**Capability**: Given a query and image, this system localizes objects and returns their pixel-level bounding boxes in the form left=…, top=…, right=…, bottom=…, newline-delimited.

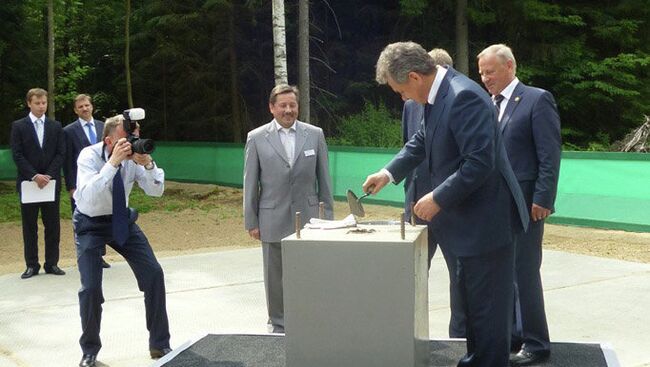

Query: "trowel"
left=346, top=188, right=371, bottom=217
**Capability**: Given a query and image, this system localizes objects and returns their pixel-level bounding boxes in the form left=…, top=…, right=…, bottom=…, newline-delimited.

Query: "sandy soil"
left=0, top=182, right=648, bottom=275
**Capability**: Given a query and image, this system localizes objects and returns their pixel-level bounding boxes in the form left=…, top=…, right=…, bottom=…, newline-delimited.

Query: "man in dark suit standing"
left=10, top=88, right=66, bottom=279
left=478, top=44, right=562, bottom=366
left=364, top=42, right=529, bottom=367
left=64, top=94, right=110, bottom=268
left=402, top=48, right=465, bottom=338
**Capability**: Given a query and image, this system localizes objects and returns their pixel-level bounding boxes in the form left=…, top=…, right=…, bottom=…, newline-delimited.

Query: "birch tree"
left=297, top=0, right=310, bottom=123
left=125, top=0, right=134, bottom=108
left=47, top=0, right=55, bottom=118
left=271, top=0, right=288, bottom=85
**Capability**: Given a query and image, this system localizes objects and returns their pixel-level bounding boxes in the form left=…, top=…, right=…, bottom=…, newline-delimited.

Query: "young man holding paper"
left=10, top=88, right=66, bottom=279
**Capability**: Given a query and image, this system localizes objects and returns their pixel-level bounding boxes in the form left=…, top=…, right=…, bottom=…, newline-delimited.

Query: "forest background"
left=0, top=0, right=648, bottom=151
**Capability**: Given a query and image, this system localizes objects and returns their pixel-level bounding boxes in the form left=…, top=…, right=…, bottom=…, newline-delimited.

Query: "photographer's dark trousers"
left=70, top=197, right=107, bottom=257
left=73, top=209, right=170, bottom=355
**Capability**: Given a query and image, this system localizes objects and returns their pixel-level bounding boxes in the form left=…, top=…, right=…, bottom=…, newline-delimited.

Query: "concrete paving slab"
left=0, top=248, right=648, bottom=367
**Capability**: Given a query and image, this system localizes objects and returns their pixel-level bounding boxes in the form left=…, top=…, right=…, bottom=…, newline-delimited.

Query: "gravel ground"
left=0, top=182, right=648, bottom=275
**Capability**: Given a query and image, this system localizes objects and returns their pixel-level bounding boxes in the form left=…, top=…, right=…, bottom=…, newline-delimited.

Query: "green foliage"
left=0, top=182, right=202, bottom=223
left=399, top=0, right=429, bottom=17
left=327, top=101, right=402, bottom=148
left=0, top=0, right=649, bottom=151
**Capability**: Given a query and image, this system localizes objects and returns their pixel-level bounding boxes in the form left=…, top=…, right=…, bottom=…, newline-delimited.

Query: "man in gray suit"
left=243, top=84, right=334, bottom=333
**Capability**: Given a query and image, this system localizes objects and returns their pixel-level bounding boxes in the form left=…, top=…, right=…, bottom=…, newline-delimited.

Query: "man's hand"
left=413, top=192, right=441, bottom=222
left=248, top=228, right=260, bottom=240
left=362, top=171, right=390, bottom=195
left=68, top=188, right=76, bottom=197
left=531, top=203, right=551, bottom=222
left=108, top=138, right=132, bottom=167
left=33, top=174, right=51, bottom=189
left=132, top=153, right=152, bottom=166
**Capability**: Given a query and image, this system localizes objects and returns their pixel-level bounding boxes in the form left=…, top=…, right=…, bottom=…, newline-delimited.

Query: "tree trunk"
left=162, top=56, right=168, bottom=140
left=125, top=0, right=134, bottom=108
left=47, top=0, right=55, bottom=118
left=298, top=0, right=311, bottom=123
left=271, top=0, right=288, bottom=85
left=455, top=0, right=469, bottom=74
left=229, top=3, right=242, bottom=142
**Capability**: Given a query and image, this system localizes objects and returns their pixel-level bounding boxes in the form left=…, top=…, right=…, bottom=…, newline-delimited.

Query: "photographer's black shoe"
left=150, top=347, right=172, bottom=359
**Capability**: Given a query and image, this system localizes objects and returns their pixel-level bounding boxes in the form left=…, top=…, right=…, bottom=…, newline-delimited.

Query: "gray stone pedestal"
left=282, top=224, right=429, bottom=367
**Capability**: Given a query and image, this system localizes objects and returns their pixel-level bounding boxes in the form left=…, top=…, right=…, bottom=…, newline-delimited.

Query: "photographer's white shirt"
left=74, top=142, right=164, bottom=217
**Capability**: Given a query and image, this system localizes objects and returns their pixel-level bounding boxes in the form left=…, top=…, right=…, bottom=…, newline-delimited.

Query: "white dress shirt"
left=494, top=77, right=519, bottom=122
left=382, top=66, right=448, bottom=183
left=29, top=112, right=44, bottom=147
left=274, top=119, right=297, bottom=166
left=73, top=142, right=164, bottom=217
left=79, top=118, right=97, bottom=143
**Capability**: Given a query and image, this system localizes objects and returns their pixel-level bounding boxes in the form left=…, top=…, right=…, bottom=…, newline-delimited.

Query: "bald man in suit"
left=478, top=44, right=561, bottom=366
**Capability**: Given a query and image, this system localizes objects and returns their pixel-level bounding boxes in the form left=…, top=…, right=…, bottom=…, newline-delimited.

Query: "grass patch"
left=0, top=181, right=242, bottom=223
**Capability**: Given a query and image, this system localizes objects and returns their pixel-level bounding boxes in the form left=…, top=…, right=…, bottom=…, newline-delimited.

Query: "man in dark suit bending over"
left=401, top=48, right=465, bottom=338
left=363, top=41, right=529, bottom=367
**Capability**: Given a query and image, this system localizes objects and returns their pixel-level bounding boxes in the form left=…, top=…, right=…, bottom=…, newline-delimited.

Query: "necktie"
left=86, top=123, right=97, bottom=144
left=281, top=129, right=294, bottom=165
left=494, top=94, right=505, bottom=117
left=35, top=119, right=44, bottom=147
left=112, top=166, right=129, bottom=246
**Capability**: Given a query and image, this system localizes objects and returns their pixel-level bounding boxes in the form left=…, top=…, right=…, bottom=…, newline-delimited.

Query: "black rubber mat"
left=162, top=334, right=611, bottom=367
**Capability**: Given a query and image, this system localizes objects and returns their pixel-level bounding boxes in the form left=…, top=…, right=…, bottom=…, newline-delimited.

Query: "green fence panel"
left=328, top=146, right=403, bottom=206
left=0, top=147, right=16, bottom=180
left=154, top=142, right=245, bottom=187
left=1, top=144, right=648, bottom=232
left=548, top=152, right=650, bottom=232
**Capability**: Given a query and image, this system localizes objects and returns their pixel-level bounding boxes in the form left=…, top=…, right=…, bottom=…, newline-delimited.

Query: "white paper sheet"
left=304, top=214, right=357, bottom=229
left=20, top=180, right=56, bottom=204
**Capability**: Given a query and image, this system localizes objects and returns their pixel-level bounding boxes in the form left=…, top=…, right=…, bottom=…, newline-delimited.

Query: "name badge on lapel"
left=304, top=149, right=315, bottom=157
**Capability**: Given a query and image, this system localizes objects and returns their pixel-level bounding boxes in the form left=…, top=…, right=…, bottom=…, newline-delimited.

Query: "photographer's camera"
left=123, top=108, right=155, bottom=154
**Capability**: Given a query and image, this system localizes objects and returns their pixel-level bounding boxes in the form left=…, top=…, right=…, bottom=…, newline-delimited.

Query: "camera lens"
left=131, top=138, right=155, bottom=154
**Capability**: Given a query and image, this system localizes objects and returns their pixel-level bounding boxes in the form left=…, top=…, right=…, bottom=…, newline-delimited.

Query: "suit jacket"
left=499, top=82, right=561, bottom=210
left=386, top=67, right=528, bottom=257
left=244, top=120, right=334, bottom=243
left=63, top=119, right=105, bottom=191
left=10, top=115, right=65, bottom=194
left=401, top=99, right=430, bottom=223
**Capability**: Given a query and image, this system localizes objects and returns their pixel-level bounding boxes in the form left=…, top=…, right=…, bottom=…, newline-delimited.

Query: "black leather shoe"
left=20, top=267, right=39, bottom=279
left=45, top=265, right=66, bottom=275
left=79, top=354, right=97, bottom=367
left=101, top=259, right=111, bottom=268
left=510, top=349, right=550, bottom=366
left=150, top=347, right=172, bottom=359
left=457, top=353, right=475, bottom=367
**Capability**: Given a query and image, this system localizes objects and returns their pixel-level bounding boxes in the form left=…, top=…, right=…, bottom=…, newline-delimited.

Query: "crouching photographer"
left=72, top=111, right=171, bottom=367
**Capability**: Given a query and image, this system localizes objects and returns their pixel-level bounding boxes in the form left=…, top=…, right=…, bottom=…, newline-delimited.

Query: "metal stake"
left=319, top=202, right=325, bottom=219
left=400, top=212, right=405, bottom=240
left=295, top=211, right=301, bottom=239
left=410, top=202, right=416, bottom=226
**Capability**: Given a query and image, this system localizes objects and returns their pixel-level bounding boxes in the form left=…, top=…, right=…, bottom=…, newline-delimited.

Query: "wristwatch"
left=144, top=160, right=155, bottom=170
